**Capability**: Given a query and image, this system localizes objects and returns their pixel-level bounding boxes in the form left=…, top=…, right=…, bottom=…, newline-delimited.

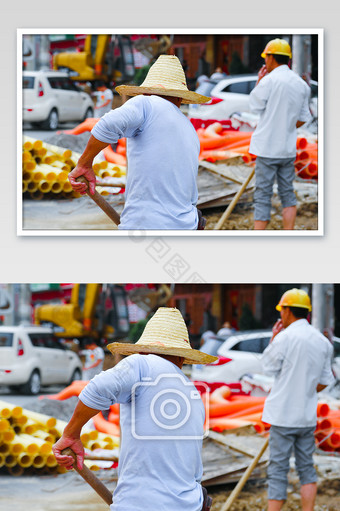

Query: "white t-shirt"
left=80, top=346, right=105, bottom=380
left=79, top=354, right=204, bottom=511
left=249, top=65, right=312, bottom=158
left=91, top=95, right=200, bottom=229
left=261, top=319, right=335, bottom=427
left=95, top=89, right=114, bottom=117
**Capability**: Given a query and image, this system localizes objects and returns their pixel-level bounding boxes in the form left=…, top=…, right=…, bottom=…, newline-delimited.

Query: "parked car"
left=188, top=74, right=318, bottom=122
left=22, top=70, right=94, bottom=130
left=0, top=325, right=82, bottom=394
left=191, top=330, right=273, bottom=383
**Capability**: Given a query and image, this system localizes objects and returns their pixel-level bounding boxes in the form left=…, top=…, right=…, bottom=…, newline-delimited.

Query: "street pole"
left=292, top=34, right=312, bottom=84
left=312, top=284, right=334, bottom=338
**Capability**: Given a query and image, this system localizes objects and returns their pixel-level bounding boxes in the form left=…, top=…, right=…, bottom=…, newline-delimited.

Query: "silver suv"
left=0, top=325, right=82, bottom=394
left=22, top=70, right=94, bottom=130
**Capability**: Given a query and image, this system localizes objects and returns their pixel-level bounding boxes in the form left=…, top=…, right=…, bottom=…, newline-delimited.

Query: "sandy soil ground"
left=204, top=202, right=318, bottom=231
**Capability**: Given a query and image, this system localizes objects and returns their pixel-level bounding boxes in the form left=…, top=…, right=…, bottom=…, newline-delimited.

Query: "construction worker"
left=68, top=55, right=210, bottom=230
left=53, top=307, right=216, bottom=510
left=93, top=81, right=114, bottom=117
left=249, top=39, right=313, bottom=230
left=261, top=289, right=335, bottom=511
left=79, top=341, right=105, bottom=380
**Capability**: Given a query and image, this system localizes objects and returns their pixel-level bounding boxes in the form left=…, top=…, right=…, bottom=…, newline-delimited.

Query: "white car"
left=191, top=330, right=273, bottom=383
left=22, top=70, right=94, bottom=130
left=188, top=74, right=258, bottom=121
left=0, top=325, right=82, bottom=394
left=188, top=74, right=318, bottom=122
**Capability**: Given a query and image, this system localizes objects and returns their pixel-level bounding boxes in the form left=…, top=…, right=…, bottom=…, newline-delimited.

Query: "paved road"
left=0, top=385, right=65, bottom=407
left=23, top=121, right=77, bottom=143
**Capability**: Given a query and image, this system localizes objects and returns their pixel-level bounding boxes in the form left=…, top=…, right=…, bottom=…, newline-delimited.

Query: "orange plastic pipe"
left=92, top=412, right=120, bottom=436
left=199, top=132, right=254, bottom=151
left=229, top=396, right=266, bottom=403
left=103, top=146, right=127, bottom=166
left=108, top=412, right=120, bottom=425
left=297, top=149, right=318, bottom=162
left=227, top=404, right=264, bottom=419
left=61, top=118, right=100, bottom=135
left=209, top=400, right=266, bottom=418
left=42, top=380, right=88, bottom=400
left=209, top=386, right=231, bottom=403
left=296, top=137, right=308, bottom=150
left=317, top=402, right=330, bottom=417
left=209, top=417, right=254, bottom=431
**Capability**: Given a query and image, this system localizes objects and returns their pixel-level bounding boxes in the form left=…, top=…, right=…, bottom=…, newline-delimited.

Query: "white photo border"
left=17, top=28, right=324, bottom=237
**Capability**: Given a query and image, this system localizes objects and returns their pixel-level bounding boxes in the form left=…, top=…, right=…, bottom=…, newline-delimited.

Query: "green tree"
left=229, top=52, right=250, bottom=75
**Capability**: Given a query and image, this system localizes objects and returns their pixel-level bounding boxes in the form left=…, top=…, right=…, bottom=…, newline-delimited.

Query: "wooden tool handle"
left=220, top=436, right=269, bottom=511
left=214, top=167, right=255, bottom=230
left=62, top=448, right=113, bottom=506
left=77, top=176, right=121, bottom=226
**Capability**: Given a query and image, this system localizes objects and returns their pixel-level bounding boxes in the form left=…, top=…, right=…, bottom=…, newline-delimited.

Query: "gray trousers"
left=254, top=156, right=297, bottom=221
left=267, top=425, right=317, bottom=501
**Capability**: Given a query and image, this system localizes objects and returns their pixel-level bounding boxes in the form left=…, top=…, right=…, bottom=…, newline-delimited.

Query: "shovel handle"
left=77, top=176, right=121, bottom=226
left=62, top=448, right=113, bottom=506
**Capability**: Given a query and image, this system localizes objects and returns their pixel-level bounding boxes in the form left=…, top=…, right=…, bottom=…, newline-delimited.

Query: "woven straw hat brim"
left=115, top=84, right=210, bottom=105
left=107, top=341, right=218, bottom=365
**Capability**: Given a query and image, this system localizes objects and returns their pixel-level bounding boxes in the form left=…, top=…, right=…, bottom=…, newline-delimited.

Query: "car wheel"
left=41, top=109, right=59, bottom=130
left=21, top=370, right=41, bottom=395
left=68, top=368, right=82, bottom=385
left=82, top=107, right=94, bottom=122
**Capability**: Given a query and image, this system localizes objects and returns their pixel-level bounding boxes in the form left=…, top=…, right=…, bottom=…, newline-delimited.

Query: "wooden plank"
left=199, top=161, right=244, bottom=185
left=208, top=431, right=269, bottom=460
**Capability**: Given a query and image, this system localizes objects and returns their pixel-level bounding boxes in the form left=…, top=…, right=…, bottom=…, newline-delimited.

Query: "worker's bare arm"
left=316, top=383, right=328, bottom=393
left=296, top=120, right=305, bottom=128
left=52, top=399, right=100, bottom=470
left=68, top=135, right=109, bottom=195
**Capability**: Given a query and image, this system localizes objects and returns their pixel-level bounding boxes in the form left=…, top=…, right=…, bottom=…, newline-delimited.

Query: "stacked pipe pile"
left=0, top=399, right=119, bottom=476
left=198, top=385, right=340, bottom=452
left=196, top=122, right=317, bottom=181
left=22, top=136, right=126, bottom=200
left=295, top=140, right=318, bottom=180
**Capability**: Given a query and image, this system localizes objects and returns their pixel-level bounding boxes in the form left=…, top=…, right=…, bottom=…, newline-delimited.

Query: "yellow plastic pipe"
left=38, top=180, right=53, bottom=193
left=0, top=418, right=10, bottom=432
left=23, top=136, right=43, bottom=151
left=22, top=409, right=57, bottom=428
left=23, top=160, right=36, bottom=172
left=32, top=429, right=55, bottom=443
left=42, top=142, right=72, bottom=160
left=32, top=454, right=46, bottom=468
left=16, top=452, right=33, bottom=468
left=3, top=430, right=15, bottom=443
left=50, top=181, right=63, bottom=194
left=5, top=454, right=17, bottom=467
left=0, top=453, right=5, bottom=468
left=22, top=419, right=39, bottom=435
left=45, top=453, right=58, bottom=467
left=0, top=401, right=23, bottom=419
left=30, top=191, right=44, bottom=200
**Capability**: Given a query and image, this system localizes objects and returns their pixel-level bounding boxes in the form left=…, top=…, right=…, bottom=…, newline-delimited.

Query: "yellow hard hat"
left=261, top=38, right=292, bottom=59
left=276, top=288, right=312, bottom=312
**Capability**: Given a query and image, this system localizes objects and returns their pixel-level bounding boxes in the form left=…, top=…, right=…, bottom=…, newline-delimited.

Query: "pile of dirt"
left=43, top=132, right=91, bottom=153
left=205, top=201, right=318, bottom=230
left=21, top=395, right=79, bottom=422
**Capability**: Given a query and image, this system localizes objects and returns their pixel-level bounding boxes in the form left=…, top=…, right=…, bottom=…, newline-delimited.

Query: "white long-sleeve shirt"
left=92, top=95, right=200, bottom=230
left=79, top=354, right=204, bottom=511
left=261, top=319, right=335, bottom=427
left=249, top=65, right=312, bottom=158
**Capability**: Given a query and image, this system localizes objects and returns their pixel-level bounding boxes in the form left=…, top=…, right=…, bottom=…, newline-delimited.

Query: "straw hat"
left=116, top=55, right=211, bottom=105
left=107, top=307, right=218, bottom=365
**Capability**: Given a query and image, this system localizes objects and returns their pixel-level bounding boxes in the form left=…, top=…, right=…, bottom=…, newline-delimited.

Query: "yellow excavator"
left=34, top=283, right=173, bottom=343
left=52, top=34, right=173, bottom=84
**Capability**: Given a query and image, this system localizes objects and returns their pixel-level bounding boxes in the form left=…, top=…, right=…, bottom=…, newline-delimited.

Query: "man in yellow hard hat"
left=261, top=289, right=334, bottom=511
left=249, top=39, right=313, bottom=230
